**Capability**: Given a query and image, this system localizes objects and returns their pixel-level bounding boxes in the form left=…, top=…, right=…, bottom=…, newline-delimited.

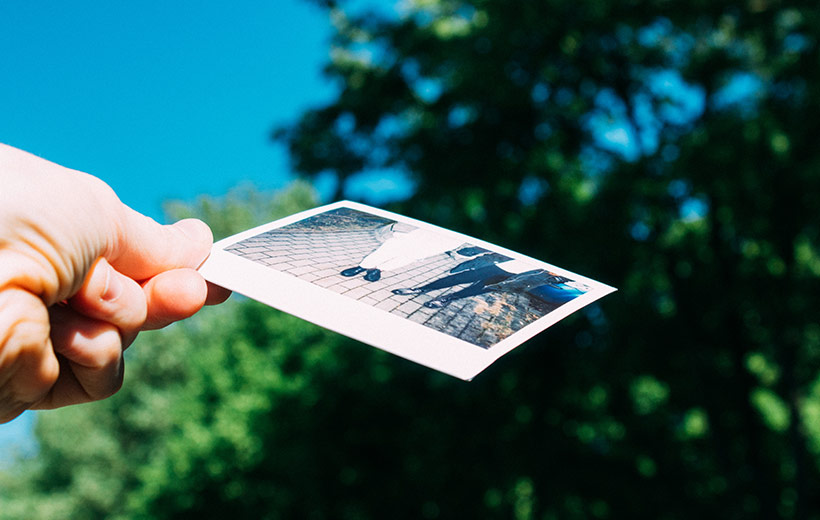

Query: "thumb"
left=106, top=206, right=213, bottom=281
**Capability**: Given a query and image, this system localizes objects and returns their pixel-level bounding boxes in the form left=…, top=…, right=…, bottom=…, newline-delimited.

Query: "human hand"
left=0, top=144, right=230, bottom=423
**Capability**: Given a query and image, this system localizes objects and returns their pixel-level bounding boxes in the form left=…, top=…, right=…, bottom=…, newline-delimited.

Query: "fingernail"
left=102, top=264, right=123, bottom=302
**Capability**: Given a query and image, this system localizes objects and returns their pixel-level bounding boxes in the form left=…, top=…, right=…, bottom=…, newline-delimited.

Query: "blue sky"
left=0, top=0, right=338, bottom=220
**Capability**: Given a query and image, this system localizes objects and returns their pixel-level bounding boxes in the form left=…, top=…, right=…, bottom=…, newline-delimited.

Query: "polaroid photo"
left=198, top=201, right=616, bottom=380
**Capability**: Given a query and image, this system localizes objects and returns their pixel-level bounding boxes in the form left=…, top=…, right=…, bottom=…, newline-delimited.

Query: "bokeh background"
left=2, top=0, right=820, bottom=518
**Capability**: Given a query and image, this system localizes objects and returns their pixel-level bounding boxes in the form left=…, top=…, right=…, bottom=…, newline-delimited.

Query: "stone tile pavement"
left=225, top=208, right=552, bottom=349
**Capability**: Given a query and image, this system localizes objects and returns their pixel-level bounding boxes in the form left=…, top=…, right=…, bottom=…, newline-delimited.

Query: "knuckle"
left=72, top=330, right=124, bottom=402
left=29, top=350, right=60, bottom=398
left=70, top=265, right=148, bottom=332
left=0, top=288, right=58, bottom=402
left=86, top=328, right=124, bottom=371
left=95, top=370, right=124, bottom=401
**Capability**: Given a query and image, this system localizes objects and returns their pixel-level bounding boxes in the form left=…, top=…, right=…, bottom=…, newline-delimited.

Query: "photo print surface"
left=223, top=206, right=593, bottom=349
left=200, top=201, right=615, bottom=380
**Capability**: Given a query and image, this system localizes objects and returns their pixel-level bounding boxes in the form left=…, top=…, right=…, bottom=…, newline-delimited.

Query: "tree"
left=276, top=0, right=820, bottom=518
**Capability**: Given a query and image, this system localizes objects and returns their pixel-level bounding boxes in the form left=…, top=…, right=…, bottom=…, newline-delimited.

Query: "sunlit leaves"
left=630, top=375, right=670, bottom=415
left=751, top=388, right=791, bottom=433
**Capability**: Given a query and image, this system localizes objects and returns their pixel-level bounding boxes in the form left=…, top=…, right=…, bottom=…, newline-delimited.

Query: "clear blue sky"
left=1, top=0, right=337, bottom=220
left=0, top=0, right=401, bottom=461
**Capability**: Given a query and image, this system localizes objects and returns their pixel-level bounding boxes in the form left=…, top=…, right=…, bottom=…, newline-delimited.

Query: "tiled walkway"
left=226, top=209, right=549, bottom=349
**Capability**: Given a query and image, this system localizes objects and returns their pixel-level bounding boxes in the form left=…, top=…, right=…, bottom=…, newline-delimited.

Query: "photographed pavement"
left=225, top=209, right=546, bottom=348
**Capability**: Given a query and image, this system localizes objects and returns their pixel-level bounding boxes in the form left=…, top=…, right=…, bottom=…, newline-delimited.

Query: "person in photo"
left=392, top=250, right=580, bottom=308
left=391, top=249, right=513, bottom=299
left=340, top=222, right=465, bottom=282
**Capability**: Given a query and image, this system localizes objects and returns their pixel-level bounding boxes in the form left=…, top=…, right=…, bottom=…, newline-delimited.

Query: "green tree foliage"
left=163, top=180, right=318, bottom=241
left=4, top=1, right=820, bottom=518
left=274, top=0, right=820, bottom=517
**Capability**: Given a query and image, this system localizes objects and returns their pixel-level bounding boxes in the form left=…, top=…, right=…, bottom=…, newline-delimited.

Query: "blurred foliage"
left=162, top=180, right=318, bottom=240
left=3, top=0, right=820, bottom=518
left=274, top=0, right=820, bottom=517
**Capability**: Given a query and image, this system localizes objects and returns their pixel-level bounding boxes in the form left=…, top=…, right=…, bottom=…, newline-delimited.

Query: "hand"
left=0, top=144, right=231, bottom=423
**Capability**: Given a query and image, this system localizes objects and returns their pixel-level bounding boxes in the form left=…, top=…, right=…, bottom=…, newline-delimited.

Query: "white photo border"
left=199, top=201, right=616, bottom=380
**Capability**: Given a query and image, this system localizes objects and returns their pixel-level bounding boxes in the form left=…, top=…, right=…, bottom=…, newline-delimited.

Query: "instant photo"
left=199, top=201, right=615, bottom=380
